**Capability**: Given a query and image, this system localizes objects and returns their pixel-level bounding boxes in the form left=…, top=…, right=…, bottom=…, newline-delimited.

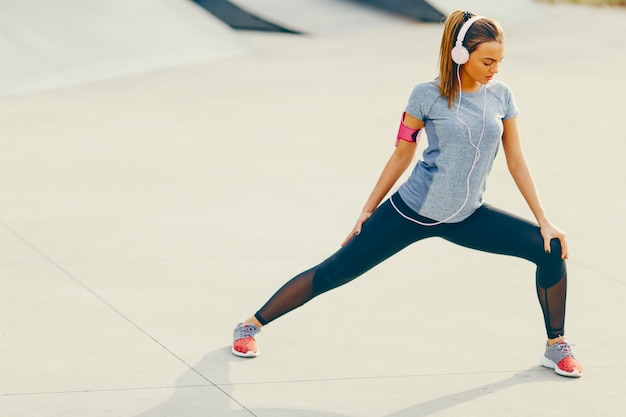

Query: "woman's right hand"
left=341, top=211, right=372, bottom=247
left=338, top=113, right=421, bottom=248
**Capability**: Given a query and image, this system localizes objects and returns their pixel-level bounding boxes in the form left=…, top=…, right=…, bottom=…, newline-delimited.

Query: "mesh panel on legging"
left=536, top=272, right=567, bottom=339
left=253, top=267, right=316, bottom=326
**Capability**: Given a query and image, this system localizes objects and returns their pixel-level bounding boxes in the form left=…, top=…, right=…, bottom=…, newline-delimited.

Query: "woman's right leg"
left=252, top=197, right=437, bottom=326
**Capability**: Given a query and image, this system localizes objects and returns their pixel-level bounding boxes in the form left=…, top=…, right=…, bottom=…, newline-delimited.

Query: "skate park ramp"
left=202, top=0, right=437, bottom=36
left=0, top=0, right=251, bottom=97
left=212, top=0, right=444, bottom=33
left=350, top=0, right=444, bottom=22
left=192, top=0, right=303, bottom=33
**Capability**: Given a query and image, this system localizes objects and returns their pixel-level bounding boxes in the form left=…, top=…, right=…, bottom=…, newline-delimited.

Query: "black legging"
left=254, top=192, right=567, bottom=339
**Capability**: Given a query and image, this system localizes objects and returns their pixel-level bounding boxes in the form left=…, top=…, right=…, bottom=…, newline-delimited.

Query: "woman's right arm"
left=341, top=113, right=424, bottom=246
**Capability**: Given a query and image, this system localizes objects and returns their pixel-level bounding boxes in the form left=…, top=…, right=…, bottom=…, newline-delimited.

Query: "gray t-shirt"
left=397, top=79, right=520, bottom=222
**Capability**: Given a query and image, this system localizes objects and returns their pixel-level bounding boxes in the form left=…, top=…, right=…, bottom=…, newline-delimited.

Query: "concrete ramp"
left=200, top=0, right=443, bottom=33
left=227, top=0, right=417, bottom=35
left=0, top=0, right=252, bottom=97
left=192, top=0, right=302, bottom=33
left=353, top=0, right=444, bottom=22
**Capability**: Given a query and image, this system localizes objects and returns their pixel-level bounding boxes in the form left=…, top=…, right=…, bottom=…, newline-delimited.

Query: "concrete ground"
left=1, top=1, right=625, bottom=416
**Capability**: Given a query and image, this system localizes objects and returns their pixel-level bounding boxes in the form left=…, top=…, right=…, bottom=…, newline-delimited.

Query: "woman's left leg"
left=439, top=204, right=582, bottom=377
left=439, top=204, right=567, bottom=339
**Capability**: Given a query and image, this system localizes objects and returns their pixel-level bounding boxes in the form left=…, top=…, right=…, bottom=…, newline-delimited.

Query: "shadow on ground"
left=133, top=347, right=563, bottom=417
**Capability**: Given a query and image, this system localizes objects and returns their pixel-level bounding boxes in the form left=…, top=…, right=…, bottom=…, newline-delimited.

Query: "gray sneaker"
left=540, top=338, right=583, bottom=378
left=232, top=322, right=261, bottom=358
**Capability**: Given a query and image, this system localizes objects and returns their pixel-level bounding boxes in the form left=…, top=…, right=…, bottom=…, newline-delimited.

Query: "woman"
left=231, top=10, right=583, bottom=378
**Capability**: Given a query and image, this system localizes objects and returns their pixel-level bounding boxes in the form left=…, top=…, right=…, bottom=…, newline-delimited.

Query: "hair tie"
left=463, top=11, right=473, bottom=21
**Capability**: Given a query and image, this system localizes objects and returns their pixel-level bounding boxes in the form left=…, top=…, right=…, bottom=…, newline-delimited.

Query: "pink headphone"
left=451, top=15, right=486, bottom=65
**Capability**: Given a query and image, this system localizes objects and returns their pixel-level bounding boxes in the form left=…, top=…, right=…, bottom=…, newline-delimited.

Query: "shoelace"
left=556, top=341, right=575, bottom=358
left=236, top=324, right=260, bottom=339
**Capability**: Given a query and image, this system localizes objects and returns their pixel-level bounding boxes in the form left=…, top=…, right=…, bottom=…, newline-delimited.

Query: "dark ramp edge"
left=192, top=0, right=302, bottom=34
left=351, top=0, right=445, bottom=23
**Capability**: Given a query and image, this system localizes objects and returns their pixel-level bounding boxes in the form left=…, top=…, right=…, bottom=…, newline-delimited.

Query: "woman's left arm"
left=501, top=117, right=568, bottom=259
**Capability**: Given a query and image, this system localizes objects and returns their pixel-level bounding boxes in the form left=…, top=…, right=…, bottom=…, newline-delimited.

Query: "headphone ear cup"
left=451, top=45, right=470, bottom=65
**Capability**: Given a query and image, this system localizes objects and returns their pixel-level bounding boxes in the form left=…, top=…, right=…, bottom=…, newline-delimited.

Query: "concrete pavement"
left=1, top=1, right=625, bottom=416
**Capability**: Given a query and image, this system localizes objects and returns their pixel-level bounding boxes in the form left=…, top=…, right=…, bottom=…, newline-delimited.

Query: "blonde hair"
left=438, top=10, right=504, bottom=108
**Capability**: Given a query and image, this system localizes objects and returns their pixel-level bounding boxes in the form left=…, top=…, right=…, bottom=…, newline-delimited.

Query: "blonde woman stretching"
left=231, top=10, right=583, bottom=378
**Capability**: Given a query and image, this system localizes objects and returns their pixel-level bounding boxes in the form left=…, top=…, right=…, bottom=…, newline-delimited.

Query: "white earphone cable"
left=390, top=66, right=487, bottom=226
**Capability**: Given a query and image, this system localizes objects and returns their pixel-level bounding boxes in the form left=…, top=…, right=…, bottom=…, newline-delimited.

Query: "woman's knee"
left=536, top=238, right=566, bottom=288
left=311, top=258, right=360, bottom=297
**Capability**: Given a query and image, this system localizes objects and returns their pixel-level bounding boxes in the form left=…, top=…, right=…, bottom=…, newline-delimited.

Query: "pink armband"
left=395, top=112, right=422, bottom=147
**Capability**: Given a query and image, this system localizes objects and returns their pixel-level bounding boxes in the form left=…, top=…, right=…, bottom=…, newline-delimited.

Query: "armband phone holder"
left=396, top=112, right=422, bottom=146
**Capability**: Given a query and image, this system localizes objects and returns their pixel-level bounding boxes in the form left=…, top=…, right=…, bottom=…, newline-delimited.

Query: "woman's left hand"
left=540, top=221, right=568, bottom=260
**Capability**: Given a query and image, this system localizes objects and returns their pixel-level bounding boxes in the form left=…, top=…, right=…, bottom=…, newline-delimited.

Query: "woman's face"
left=461, top=41, right=505, bottom=88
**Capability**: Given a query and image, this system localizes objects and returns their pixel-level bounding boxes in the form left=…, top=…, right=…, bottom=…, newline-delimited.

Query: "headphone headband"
left=456, top=15, right=485, bottom=44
